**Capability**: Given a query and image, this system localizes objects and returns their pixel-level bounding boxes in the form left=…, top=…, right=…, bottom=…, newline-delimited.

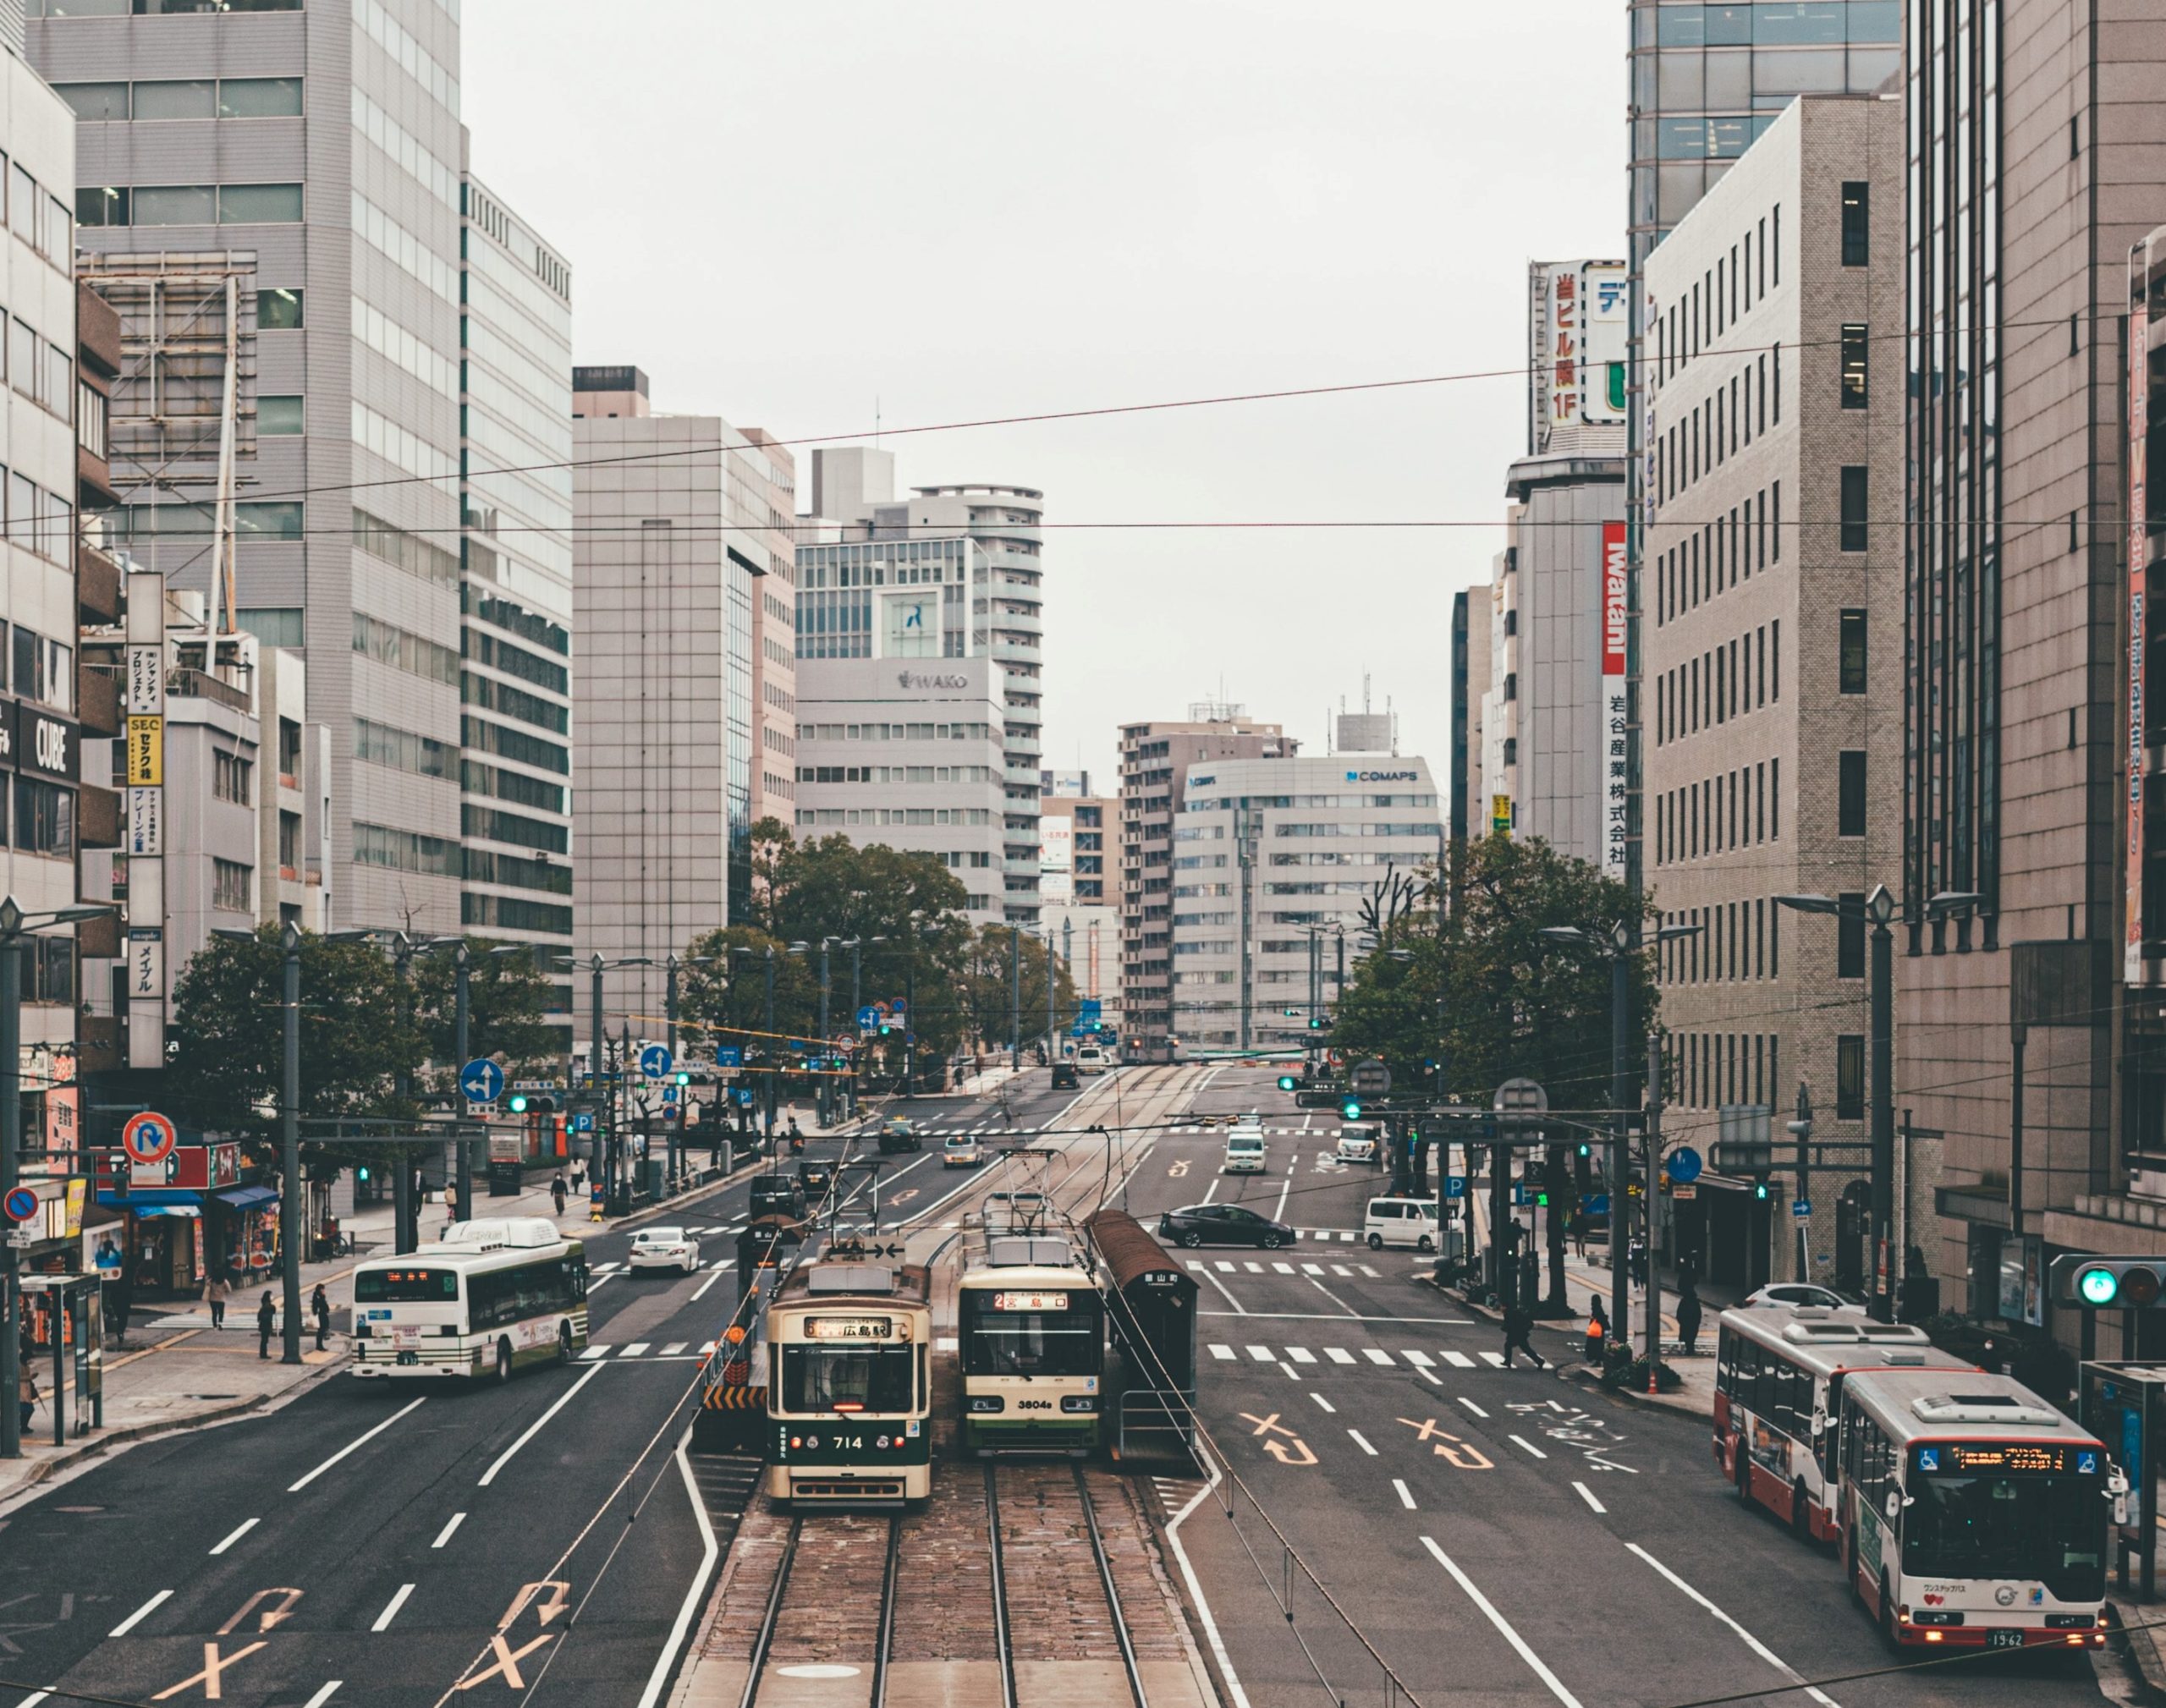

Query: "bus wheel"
left=1790, top=1482, right=1811, bottom=1543
left=494, top=1338, right=514, bottom=1383
left=558, top=1324, right=574, bottom=1366
left=1878, top=1575, right=1900, bottom=1651
left=1845, top=1532, right=1862, bottom=1608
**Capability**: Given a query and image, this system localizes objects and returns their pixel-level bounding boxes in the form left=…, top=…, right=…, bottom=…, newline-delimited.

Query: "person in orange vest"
left=1585, top=1297, right=1609, bottom=1366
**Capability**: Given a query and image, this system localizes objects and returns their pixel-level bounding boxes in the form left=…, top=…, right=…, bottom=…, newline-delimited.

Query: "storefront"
left=213, top=1184, right=280, bottom=1284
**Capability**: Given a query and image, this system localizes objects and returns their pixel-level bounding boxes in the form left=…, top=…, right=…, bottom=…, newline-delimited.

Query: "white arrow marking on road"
left=1626, top=1544, right=1839, bottom=1707
left=108, top=1590, right=172, bottom=1637
left=208, top=1519, right=257, bottom=1557
left=1572, top=1482, right=1606, bottom=1513
left=1423, top=1539, right=1585, bottom=1708
left=289, top=1397, right=426, bottom=1492
left=432, top=1513, right=467, bottom=1548
left=370, top=1584, right=415, bottom=1633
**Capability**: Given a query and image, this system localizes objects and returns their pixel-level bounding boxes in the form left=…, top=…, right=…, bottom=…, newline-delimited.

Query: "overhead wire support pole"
left=1645, top=1030, right=1663, bottom=1385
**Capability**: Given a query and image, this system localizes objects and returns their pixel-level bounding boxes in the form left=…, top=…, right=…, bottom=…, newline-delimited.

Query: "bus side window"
left=1715, top=1325, right=1734, bottom=1398
left=1735, top=1337, right=1759, bottom=1409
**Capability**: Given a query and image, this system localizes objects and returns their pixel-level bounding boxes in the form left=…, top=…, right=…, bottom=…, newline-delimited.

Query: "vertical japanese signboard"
left=126, top=569, right=167, bottom=1069
left=2131, top=289, right=2151, bottom=986
left=1602, top=519, right=1630, bottom=876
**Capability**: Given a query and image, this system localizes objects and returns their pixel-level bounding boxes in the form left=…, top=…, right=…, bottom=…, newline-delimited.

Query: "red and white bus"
left=1713, top=1307, right=1971, bottom=1544
left=1836, top=1367, right=2116, bottom=1650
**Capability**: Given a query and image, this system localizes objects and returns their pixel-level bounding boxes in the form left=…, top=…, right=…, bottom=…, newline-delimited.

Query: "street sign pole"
left=0, top=925, right=19, bottom=1459
left=1645, top=1030, right=1664, bottom=1384
left=1610, top=945, right=1630, bottom=1375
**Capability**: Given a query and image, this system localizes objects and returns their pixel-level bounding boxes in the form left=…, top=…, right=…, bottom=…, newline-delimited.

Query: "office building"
left=1906, top=2, right=2166, bottom=1353
left=1643, top=95, right=1901, bottom=1296
left=743, top=426, right=798, bottom=831
left=805, top=447, right=1042, bottom=922
left=36, top=0, right=470, bottom=935
left=1449, top=586, right=1492, bottom=853
left=458, top=170, right=574, bottom=1007
left=1118, top=706, right=1295, bottom=1060
left=1040, top=777, right=1119, bottom=1036
left=570, top=367, right=782, bottom=1037
left=1168, top=752, right=1443, bottom=1052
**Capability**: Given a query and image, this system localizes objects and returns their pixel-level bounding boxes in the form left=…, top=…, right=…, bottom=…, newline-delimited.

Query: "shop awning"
left=133, top=1205, right=201, bottom=1219
left=97, top=1189, right=202, bottom=1211
left=216, top=1185, right=280, bottom=1212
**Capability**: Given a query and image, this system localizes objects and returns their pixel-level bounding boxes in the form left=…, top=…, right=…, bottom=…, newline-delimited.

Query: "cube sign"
left=120, top=1111, right=178, bottom=1167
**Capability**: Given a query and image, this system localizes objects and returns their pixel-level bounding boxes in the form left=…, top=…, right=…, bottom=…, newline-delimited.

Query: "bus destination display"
left=992, top=1291, right=1069, bottom=1312
left=1914, top=1442, right=2097, bottom=1475
left=805, top=1315, right=893, bottom=1341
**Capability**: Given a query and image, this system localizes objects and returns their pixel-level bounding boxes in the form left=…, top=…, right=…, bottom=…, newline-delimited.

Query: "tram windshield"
left=780, top=1346, right=915, bottom=1414
left=963, top=1301, right=1102, bottom=1377
left=1900, top=1468, right=2108, bottom=1603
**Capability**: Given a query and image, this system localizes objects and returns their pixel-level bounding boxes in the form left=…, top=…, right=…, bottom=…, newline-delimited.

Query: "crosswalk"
left=1206, top=1342, right=1506, bottom=1371
left=588, top=1255, right=736, bottom=1278
left=580, top=1338, right=720, bottom=1363
left=1190, top=1258, right=1382, bottom=1278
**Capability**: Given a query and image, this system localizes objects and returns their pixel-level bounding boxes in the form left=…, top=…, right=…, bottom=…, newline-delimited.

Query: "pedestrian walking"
left=1585, top=1297, right=1609, bottom=1365
left=1676, top=1279, right=1704, bottom=1356
left=311, top=1284, right=331, bottom=1352
left=442, top=1184, right=457, bottom=1227
left=1501, top=1299, right=1548, bottom=1370
left=17, top=1361, right=37, bottom=1433
left=256, top=1290, right=275, bottom=1359
left=1570, top=1210, right=1587, bottom=1260
left=551, top=1171, right=568, bottom=1216
left=202, top=1271, right=228, bottom=1330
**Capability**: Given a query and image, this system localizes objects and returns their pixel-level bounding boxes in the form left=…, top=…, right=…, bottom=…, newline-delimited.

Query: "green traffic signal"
left=509, top=1093, right=530, bottom=1113
left=1308, top=1017, right=1327, bottom=1030
left=1340, top=1098, right=1362, bottom=1121
left=1277, top=1074, right=1298, bottom=1092
left=1576, top=1141, right=1592, bottom=1159
left=1752, top=1179, right=1770, bottom=1200
left=674, top=1071, right=690, bottom=1085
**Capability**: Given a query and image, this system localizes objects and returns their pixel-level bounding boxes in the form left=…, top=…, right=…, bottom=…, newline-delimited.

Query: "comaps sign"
left=1600, top=519, right=1630, bottom=876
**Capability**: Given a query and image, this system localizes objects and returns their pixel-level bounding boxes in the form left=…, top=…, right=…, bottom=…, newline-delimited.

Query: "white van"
left=1364, top=1196, right=1439, bottom=1252
left=1223, top=1125, right=1267, bottom=1174
left=1075, top=1043, right=1108, bottom=1075
left=1334, top=1125, right=1380, bottom=1166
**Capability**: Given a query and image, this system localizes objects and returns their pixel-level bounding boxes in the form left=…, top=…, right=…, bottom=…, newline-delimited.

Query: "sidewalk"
left=2, top=1153, right=763, bottom=1508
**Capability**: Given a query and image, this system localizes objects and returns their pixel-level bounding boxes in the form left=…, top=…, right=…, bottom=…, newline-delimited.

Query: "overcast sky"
left=463, top=2, right=1621, bottom=792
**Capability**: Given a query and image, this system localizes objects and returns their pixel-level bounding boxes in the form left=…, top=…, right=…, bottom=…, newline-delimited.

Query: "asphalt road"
left=1135, top=1067, right=2118, bottom=1708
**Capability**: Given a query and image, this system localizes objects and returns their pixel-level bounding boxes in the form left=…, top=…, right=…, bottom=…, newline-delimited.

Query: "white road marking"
left=1357, top=1265, right=1381, bottom=1277
left=690, top=1261, right=734, bottom=1301
left=662, top=1342, right=687, bottom=1356
left=1324, top=1347, right=1356, bottom=1365
left=289, top=1396, right=426, bottom=1491
left=1348, top=1429, right=1378, bottom=1456
left=1186, top=1260, right=1205, bottom=1272
left=1245, top=1345, right=1274, bottom=1362
left=579, top=1346, right=607, bottom=1360
left=1456, top=1397, right=1490, bottom=1419
left=432, top=1512, right=467, bottom=1548
left=1401, top=1349, right=1435, bottom=1366
left=1310, top=1392, right=1336, bottom=1413
left=1422, top=1538, right=1585, bottom=1708
left=1572, top=1482, right=1606, bottom=1513
left=1480, top=1351, right=1508, bottom=1367
left=1287, top=1346, right=1316, bottom=1364
left=634, top=1430, right=723, bottom=1708
left=478, top=1362, right=604, bottom=1486
left=1196, top=1260, right=1247, bottom=1316
left=1242, top=1262, right=1262, bottom=1274
left=1301, top=1262, right=1324, bottom=1276
left=1214, top=1260, right=1234, bottom=1272
left=1329, top=1265, right=1353, bottom=1277
left=301, top=1685, right=342, bottom=1708
left=1166, top=1453, right=1253, bottom=1708
left=1393, top=1479, right=1416, bottom=1509
left=1509, top=1435, right=1548, bottom=1459
left=1209, top=1344, right=1236, bottom=1360
left=1441, top=1350, right=1476, bottom=1368
left=371, top=1584, right=415, bottom=1632
left=1361, top=1348, right=1394, bottom=1366
left=208, top=1518, right=257, bottom=1556
left=621, top=1342, right=650, bottom=1358
left=1272, top=1261, right=1295, bottom=1274
left=1626, top=1544, right=1839, bottom=1707
left=108, top=1590, right=172, bottom=1637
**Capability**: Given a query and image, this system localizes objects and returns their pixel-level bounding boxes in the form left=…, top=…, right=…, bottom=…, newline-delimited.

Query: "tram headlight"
left=1060, top=1396, right=1098, bottom=1413
left=969, top=1396, right=1005, bottom=1414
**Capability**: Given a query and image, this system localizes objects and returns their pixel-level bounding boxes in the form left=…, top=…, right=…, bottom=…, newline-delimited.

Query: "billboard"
left=1601, top=520, right=1630, bottom=877
left=1531, top=260, right=1629, bottom=451
left=2132, top=286, right=2151, bottom=985
left=1041, top=813, right=1074, bottom=903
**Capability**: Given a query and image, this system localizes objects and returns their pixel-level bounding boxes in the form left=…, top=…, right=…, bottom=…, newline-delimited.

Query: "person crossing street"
left=1502, top=1297, right=1548, bottom=1370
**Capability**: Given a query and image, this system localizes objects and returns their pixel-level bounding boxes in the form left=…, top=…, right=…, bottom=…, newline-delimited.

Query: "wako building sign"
left=1600, top=519, right=1629, bottom=877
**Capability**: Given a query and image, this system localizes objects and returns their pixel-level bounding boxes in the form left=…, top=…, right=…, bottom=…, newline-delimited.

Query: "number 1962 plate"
left=1986, top=1629, right=2026, bottom=1650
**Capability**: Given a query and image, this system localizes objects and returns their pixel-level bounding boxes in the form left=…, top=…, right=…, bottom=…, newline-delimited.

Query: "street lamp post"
left=278, top=921, right=304, bottom=1364
left=1777, top=886, right=1976, bottom=1322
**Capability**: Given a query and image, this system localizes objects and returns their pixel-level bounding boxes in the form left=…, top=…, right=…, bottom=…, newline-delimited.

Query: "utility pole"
left=816, top=941, right=832, bottom=1129
left=1644, top=1030, right=1664, bottom=1381
left=1787, top=1082, right=1813, bottom=1283
left=590, top=953, right=606, bottom=1205
left=1608, top=934, right=1631, bottom=1365
left=762, top=946, right=777, bottom=1143
left=391, top=933, right=415, bottom=1256
left=1868, top=887, right=1896, bottom=1321
left=849, top=936, right=863, bottom=1120
left=665, top=951, right=681, bottom=1187
left=279, top=922, right=303, bottom=1365
left=1045, top=931, right=1056, bottom=1068
left=0, top=909, right=22, bottom=1458
left=1009, top=925, right=1022, bottom=1073
left=452, top=940, right=471, bottom=1222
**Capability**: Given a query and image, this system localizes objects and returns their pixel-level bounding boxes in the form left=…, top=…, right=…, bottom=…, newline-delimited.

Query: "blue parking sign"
left=1444, top=1176, right=1467, bottom=1200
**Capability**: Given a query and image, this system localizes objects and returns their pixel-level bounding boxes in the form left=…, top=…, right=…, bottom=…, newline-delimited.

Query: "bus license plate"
left=396, top=1351, right=419, bottom=1366
left=1987, top=1629, right=2026, bottom=1650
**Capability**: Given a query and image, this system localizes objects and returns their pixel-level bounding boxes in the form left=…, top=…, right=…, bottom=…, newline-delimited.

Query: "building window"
left=1840, top=325, right=1868, bottom=407
left=76, top=186, right=129, bottom=228
left=1835, top=1035, right=1866, bottom=1120
left=219, top=183, right=303, bottom=223
left=1839, top=750, right=1867, bottom=836
left=78, top=381, right=107, bottom=460
left=1837, top=894, right=1866, bottom=979
left=212, top=749, right=253, bottom=805
left=1841, top=181, right=1869, bottom=266
left=212, top=858, right=253, bottom=914
left=258, top=288, right=303, bottom=329
left=1839, top=609, right=1867, bottom=694
left=238, top=608, right=304, bottom=648
left=219, top=78, right=303, bottom=118
left=1839, top=467, right=1867, bottom=552
left=12, top=778, right=70, bottom=857
left=258, top=394, right=304, bottom=436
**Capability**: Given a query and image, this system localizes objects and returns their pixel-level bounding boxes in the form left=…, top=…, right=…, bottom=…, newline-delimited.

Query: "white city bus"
left=351, top=1218, right=589, bottom=1381
left=1837, top=1367, right=2116, bottom=1650
left=1714, top=1306, right=1971, bottom=1543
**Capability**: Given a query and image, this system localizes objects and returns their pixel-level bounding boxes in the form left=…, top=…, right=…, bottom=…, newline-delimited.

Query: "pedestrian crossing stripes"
left=1202, top=1342, right=1516, bottom=1374
left=1186, top=1259, right=1379, bottom=1278
left=580, top=1339, right=720, bottom=1363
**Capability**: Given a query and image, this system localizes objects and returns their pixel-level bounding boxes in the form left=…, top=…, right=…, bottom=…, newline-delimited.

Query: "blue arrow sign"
left=1793, top=1199, right=1812, bottom=1221
left=1664, top=1145, right=1703, bottom=1185
left=461, top=1059, right=505, bottom=1103
left=638, top=1044, right=673, bottom=1081
left=1443, top=1175, right=1467, bottom=1200
left=662, top=1086, right=680, bottom=1106
left=716, top=1046, right=742, bottom=1068
left=856, top=1006, right=879, bottom=1032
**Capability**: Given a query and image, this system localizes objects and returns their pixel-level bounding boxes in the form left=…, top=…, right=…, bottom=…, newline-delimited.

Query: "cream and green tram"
left=763, top=1259, right=932, bottom=1507
left=958, top=1234, right=1107, bottom=1454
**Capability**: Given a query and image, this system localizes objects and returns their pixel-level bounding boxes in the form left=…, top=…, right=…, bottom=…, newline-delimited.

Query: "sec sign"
left=121, top=1110, right=178, bottom=1167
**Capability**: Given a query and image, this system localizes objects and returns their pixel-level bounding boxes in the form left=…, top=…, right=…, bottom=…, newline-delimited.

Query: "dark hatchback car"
left=1050, top=1062, right=1080, bottom=1090
left=1157, top=1203, right=1295, bottom=1250
left=797, top=1160, right=837, bottom=1200
left=876, top=1116, right=921, bottom=1154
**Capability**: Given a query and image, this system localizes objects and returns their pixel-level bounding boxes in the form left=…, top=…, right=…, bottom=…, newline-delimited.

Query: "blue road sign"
left=716, top=1046, right=743, bottom=1068
left=1443, top=1175, right=1467, bottom=1200
left=638, top=1044, right=673, bottom=1081
left=662, top=1086, right=680, bottom=1106
left=3, top=1186, right=36, bottom=1223
left=461, top=1059, right=505, bottom=1103
left=1078, top=997, right=1101, bottom=1025
left=570, top=1112, right=594, bottom=1134
left=1511, top=1183, right=1531, bottom=1207
left=1665, top=1145, right=1703, bottom=1185
left=1582, top=1193, right=1610, bottom=1216
left=733, top=1088, right=755, bottom=1106
left=856, top=1006, right=879, bottom=1032
left=1793, top=1199, right=1811, bottom=1221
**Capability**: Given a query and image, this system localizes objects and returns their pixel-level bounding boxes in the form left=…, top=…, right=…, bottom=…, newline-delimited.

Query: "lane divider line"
left=107, top=1589, right=171, bottom=1638
left=1455, top=1397, right=1489, bottom=1419
left=370, top=1584, right=415, bottom=1633
left=632, top=1428, right=721, bottom=1708
left=1421, top=1538, right=1585, bottom=1708
left=208, top=1518, right=258, bottom=1557
left=301, top=1685, right=343, bottom=1708
left=432, top=1512, right=467, bottom=1548
left=1509, top=1435, right=1548, bottom=1459
left=1572, top=1482, right=1606, bottom=1513
left=1625, top=1543, right=1839, bottom=1708
left=1393, top=1479, right=1416, bottom=1509
left=1167, top=1450, right=1254, bottom=1708
left=1348, top=1429, right=1378, bottom=1456
left=289, top=1398, right=426, bottom=1493
left=478, top=1363, right=603, bottom=1486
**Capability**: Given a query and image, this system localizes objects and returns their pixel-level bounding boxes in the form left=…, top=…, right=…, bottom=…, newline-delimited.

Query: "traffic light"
left=1753, top=1179, right=1771, bottom=1201
left=1534, top=1187, right=1551, bottom=1208
left=1340, top=1098, right=1362, bottom=1122
left=509, top=1092, right=530, bottom=1114
left=355, top=1165, right=371, bottom=1185
left=1277, top=1074, right=1298, bottom=1092
left=1576, top=1141, right=1591, bottom=1159
left=2052, top=1255, right=2166, bottom=1309
left=1283, top=1008, right=1299, bottom=1018
left=1308, top=1017, right=1327, bottom=1030
left=878, top=1021, right=893, bottom=1036
left=674, top=1071, right=690, bottom=1086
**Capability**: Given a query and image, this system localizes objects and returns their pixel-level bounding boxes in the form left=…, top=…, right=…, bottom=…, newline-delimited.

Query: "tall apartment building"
left=1644, top=96, right=1902, bottom=1297
left=571, top=366, right=782, bottom=1036
left=1117, top=706, right=1294, bottom=1061
left=805, top=447, right=1042, bottom=922
left=1039, top=777, right=1119, bottom=1036
left=1449, top=585, right=1493, bottom=854
left=36, top=0, right=470, bottom=934
left=457, top=169, right=574, bottom=1006
left=742, top=426, right=797, bottom=830
left=1905, top=3, right=2166, bottom=1354
left=1168, top=751, right=1443, bottom=1054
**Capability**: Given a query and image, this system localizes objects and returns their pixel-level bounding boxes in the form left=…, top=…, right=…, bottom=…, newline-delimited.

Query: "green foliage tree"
left=409, top=940, right=560, bottom=1094
left=959, top=925, right=1079, bottom=1057
left=166, top=926, right=420, bottom=1139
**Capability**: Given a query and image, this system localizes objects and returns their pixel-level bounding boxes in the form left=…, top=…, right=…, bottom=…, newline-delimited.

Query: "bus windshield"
left=781, top=1346, right=915, bottom=1414
left=1900, top=1472, right=2108, bottom=1602
left=964, top=1306, right=1101, bottom=1377
left=355, top=1267, right=459, bottom=1304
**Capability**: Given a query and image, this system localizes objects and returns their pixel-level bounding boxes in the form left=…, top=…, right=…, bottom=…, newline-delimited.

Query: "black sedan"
left=1050, top=1062, right=1080, bottom=1090
left=1157, top=1203, right=1294, bottom=1250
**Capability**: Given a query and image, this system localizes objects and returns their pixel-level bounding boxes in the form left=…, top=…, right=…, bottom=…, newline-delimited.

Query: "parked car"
left=877, top=1116, right=921, bottom=1154
left=1744, top=1282, right=1866, bottom=1315
left=943, top=1133, right=984, bottom=1168
left=1157, top=1203, right=1294, bottom=1250
left=1050, top=1062, right=1080, bottom=1090
left=749, top=1174, right=806, bottom=1220
left=628, top=1227, right=701, bottom=1274
left=1334, top=1125, right=1380, bottom=1165
left=1363, top=1196, right=1438, bottom=1252
left=1222, top=1123, right=1267, bottom=1174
